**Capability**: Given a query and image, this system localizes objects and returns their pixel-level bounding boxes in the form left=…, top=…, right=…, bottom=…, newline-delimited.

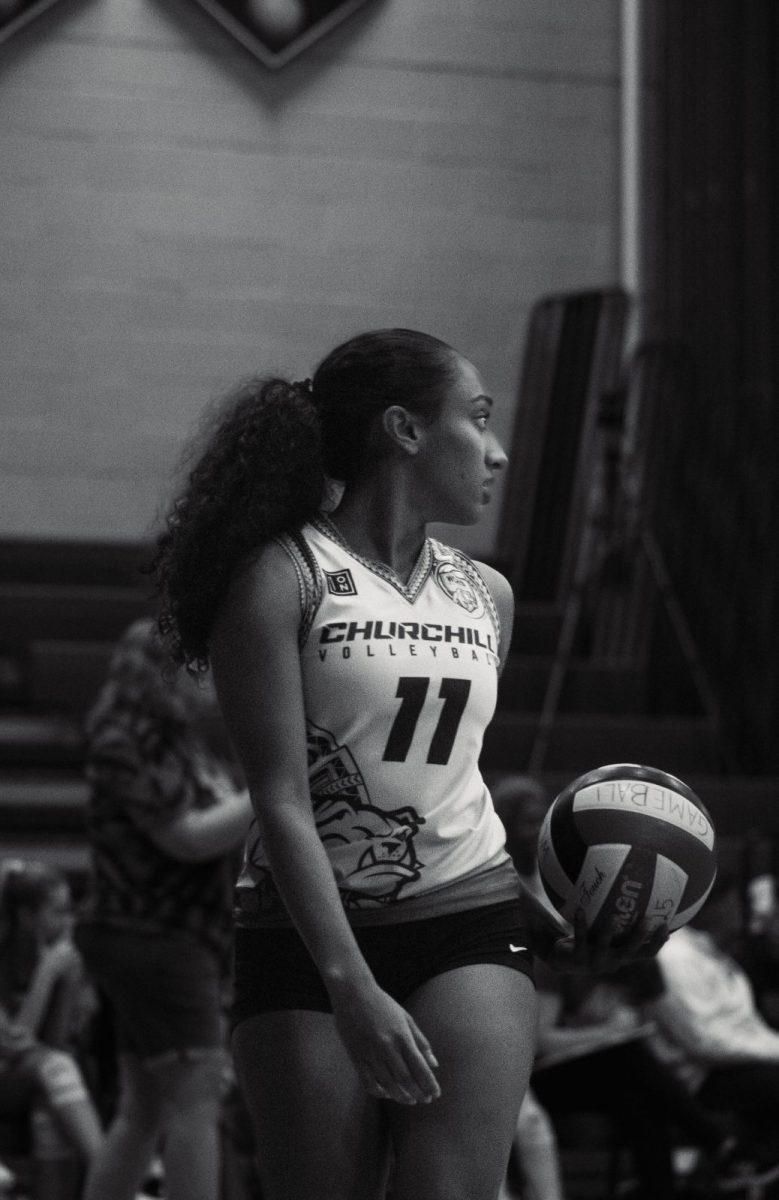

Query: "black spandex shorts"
left=231, top=899, right=535, bottom=1031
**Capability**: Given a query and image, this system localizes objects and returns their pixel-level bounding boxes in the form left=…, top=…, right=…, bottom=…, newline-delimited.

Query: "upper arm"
left=472, top=559, right=515, bottom=671
left=208, top=543, right=310, bottom=807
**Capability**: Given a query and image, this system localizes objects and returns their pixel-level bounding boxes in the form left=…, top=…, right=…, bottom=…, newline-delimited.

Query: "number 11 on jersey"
left=382, top=676, right=471, bottom=766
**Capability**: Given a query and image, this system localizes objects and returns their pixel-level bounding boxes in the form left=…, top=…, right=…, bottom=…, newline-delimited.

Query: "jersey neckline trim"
left=310, top=513, right=434, bottom=604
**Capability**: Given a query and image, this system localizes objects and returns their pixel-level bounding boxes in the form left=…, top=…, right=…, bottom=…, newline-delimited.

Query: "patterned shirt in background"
left=82, top=704, right=238, bottom=969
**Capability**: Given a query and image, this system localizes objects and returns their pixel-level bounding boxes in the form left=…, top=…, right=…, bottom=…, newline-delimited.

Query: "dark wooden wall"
left=640, top=0, right=779, bottom=771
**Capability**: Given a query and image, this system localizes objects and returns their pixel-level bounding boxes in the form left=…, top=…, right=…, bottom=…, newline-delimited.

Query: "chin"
left=439, top=509, right=481, bottom=528
left=428, top=494, right=484, bottom=527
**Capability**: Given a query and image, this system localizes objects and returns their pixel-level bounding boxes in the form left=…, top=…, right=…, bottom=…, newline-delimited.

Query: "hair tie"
left=292, top=378, right=313, bottom=397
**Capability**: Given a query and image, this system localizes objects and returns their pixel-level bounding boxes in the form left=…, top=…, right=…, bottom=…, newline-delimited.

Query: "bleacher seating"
left=0, top=537, right=153, bottom=889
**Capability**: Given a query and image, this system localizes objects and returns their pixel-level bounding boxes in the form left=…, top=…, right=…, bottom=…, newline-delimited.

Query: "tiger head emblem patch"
left=434, top=560, right=485, bottom=618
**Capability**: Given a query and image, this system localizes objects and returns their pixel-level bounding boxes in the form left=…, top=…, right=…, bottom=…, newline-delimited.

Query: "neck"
left=328, top=483, right=427, bottom=583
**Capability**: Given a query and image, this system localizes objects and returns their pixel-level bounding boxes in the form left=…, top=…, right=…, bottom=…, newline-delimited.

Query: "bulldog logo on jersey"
left=306, top=722, right=425, bottom=907
left=434, top=560, right=485, bottom=618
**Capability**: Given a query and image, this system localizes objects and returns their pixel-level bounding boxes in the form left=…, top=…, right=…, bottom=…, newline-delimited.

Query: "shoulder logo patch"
left=325, top=568, right=357, bottom=596
left=434, top=560, right=485, bottom=617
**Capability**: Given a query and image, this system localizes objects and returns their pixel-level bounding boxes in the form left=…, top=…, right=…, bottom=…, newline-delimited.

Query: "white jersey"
left=235, top=514, right=514, bottom=924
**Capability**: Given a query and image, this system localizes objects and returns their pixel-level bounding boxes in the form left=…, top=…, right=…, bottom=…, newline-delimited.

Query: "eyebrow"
left=471, top=394, right=493, bottom=407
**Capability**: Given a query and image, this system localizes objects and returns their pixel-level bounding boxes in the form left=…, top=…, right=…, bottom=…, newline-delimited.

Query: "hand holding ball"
left=538, top=763, right=717, bottom=943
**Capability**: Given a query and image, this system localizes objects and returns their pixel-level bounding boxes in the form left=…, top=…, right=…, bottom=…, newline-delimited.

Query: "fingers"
left=581, top=911, right=620, bottom=972
left=362, top=1017, right=441, bottom=1106
left=402, top=1017, right=441, bottom=1101
left=624, top=918, right=670, bottom=958
left=567, top=909, right=670, bottom=973
left=333, top=984, right=441, bottom=1106
left=549, top=908, right=673, bottom=974
left=570, top=908, right=593, bottom=967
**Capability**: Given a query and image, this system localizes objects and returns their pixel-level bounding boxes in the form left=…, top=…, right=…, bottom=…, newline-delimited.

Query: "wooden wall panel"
left=0, top=0, right=622, bottom=552
left=641, top=0, right=779, bottom=770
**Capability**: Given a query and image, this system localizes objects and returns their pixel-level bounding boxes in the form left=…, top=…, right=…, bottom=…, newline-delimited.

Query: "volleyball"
left=537, top=763, right=717, bottom=942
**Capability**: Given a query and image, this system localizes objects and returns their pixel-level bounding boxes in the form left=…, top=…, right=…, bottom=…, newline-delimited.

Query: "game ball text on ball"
left=537, top=763, right=717, bottom=942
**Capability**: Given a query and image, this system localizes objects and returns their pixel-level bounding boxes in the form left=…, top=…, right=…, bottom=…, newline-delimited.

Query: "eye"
left=473, top=413, right=489, bottom=430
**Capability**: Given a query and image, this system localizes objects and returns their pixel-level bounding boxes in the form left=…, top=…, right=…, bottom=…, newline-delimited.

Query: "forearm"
left=16, top=967, right=54, bottom=1036
left=536, top=1024, right=625, bottom=1061
left=187, top=790, right=253, bottom=857
left=38, top=972, right=81, bottom=1048
left=516, top=884, right=571, bottom=960
left=153, top=789, right=253, bottom=861
left=538, top=1027, right=598, bottom=1054
left=257, top=798, right=375, bottom=996
left=649, top=994, right=779, bottom=1065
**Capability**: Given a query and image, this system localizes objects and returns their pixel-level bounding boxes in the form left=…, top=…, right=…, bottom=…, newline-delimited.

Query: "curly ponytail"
left=152, top=329, right=461, bottom=671
left=151, top=377, right=325, bottom=670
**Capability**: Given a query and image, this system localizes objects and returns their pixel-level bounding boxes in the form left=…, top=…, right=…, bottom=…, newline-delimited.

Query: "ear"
left=382, top=406, right=424, bottom=456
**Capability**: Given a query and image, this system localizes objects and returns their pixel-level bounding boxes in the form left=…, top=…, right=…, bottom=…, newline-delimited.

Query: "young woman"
left=0, top=860, right=104, bottom=1195
left=152, top=328, right=663, bottom=1200
left=75, top=619, right=253, bottom=1200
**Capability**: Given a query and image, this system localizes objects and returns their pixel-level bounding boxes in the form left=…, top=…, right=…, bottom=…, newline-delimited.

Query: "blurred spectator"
left=74, top=619, right=253, bottom=1200
left=0, top=859, right=104, bottom=1199
left=645, top=866, right=779, bottom=1188
left=499, top=1083, right=566, bottom=1200
left=0, top=1157, right=12, bottom=1193
left=492, top=774, right=551, bottom=905
left=738, top=828, right=779, bottom=1026
left=531, top=963, right=744, bottom=1200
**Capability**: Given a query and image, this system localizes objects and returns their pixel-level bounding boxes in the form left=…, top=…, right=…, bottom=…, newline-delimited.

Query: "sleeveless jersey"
left=234, top=514, right=515, bottom=925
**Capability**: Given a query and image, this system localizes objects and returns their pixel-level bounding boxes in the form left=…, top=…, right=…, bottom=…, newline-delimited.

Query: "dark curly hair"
left=85, top=618, right=207, bottom=734
left=151, top=328, right=461, bottom=670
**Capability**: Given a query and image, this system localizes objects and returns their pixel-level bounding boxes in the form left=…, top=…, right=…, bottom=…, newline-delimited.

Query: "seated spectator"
left=531, top=964, right=741, bottom=1199
left=645, top=865, right=779, bottom=1188
left=0, top=859, right=104, bottom=1198
left=736, top=828, right=779, bottom=1025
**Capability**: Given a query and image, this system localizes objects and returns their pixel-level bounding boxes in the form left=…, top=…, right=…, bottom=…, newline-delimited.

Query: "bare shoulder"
left=471, top=559, right=515, bottom=665
left=209, top=539, right=302, bottom=663
left=471, top=560, right=513, bottom=610
left=208, top=540, right=310, bottom=787
left=216, top=540, right=300, bottom=624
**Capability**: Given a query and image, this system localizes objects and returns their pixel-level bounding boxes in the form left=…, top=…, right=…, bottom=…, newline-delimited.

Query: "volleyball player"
left=151, top=328, right=664, bottom=1200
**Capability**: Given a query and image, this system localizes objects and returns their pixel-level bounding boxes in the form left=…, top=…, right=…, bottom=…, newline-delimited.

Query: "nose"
left=486, top=431, right=508, bottom=472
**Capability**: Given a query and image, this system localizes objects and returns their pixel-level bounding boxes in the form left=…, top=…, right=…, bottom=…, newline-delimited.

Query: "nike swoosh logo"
left=509, top=944, right=527, bottom=953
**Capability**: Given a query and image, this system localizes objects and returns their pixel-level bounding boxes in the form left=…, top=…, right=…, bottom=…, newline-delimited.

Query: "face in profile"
left=415, top=356, right=508, bottom=526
